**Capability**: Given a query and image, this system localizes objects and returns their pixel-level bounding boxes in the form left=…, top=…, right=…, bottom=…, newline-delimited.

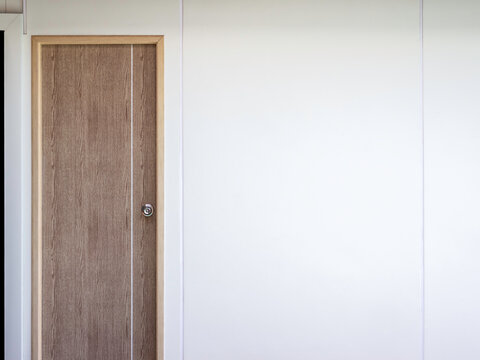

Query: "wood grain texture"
left=155, top=38, right=165, bottom=356
left=33, top=36, right=163, bottom=45
left=32, top=36, right=43, bottom=360
left=32, top=36, right=164, bottom=360
left=132, top=44, right=157, bottom=360
left=41, top=45, right=131, bottom=359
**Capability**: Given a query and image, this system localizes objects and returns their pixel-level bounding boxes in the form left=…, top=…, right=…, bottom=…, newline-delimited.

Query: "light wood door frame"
left=31, top=35, right=164, bottom=360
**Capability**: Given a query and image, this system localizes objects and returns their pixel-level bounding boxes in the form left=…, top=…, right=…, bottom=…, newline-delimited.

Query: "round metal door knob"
left=141, top=204, right=154, bottom=217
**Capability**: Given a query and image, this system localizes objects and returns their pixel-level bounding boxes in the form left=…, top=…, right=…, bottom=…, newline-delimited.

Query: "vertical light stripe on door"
left=130, top=44, right=134, bottom=360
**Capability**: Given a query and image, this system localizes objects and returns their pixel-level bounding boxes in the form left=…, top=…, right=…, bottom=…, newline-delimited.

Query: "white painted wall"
left=424, top=1, right=480, bottom=359
left=3, top=13, right=23, bottom=360
left=183, top=1, right=423, bottom=359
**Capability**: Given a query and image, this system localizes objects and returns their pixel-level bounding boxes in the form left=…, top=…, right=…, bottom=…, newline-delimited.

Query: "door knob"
left=141, top=204, right=154, bottom=217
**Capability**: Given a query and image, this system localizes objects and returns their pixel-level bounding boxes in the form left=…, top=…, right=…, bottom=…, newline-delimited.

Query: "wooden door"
left=32, top=37, right=164, bottom=360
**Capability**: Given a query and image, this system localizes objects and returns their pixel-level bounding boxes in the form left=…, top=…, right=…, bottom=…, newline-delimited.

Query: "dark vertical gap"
left=1, top=29, right=5, bottom=360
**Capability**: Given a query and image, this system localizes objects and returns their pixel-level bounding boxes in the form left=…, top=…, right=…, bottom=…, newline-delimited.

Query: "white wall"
left=3, top=13, right=23, bottom=360
left=424, top=1, right=480, bottom=359
left=183, top=1, right=423, bottom=359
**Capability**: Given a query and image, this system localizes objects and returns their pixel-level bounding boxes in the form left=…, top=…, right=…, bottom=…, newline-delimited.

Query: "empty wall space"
left=424, top=1, right=480, bottom=359
left=3, top=14, right=23, bottom=360
left=183, top=1, right=422, bottom=359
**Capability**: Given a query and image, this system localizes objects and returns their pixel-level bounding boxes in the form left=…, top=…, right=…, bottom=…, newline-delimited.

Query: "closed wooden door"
left=32, top=37, right=164, bottom=360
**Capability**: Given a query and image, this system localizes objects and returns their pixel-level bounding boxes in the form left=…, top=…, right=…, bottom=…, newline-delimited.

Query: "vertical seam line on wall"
left=420, top=0, right=425, bottom=358
left=180, top=0, right=185, bottom=358
left=130, top=44, right=134, bottom=360
left=23, top=0, right=27, bottom=34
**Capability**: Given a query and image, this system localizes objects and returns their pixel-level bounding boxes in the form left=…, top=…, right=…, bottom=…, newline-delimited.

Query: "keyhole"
left=142, top=204, right=154, bottom=217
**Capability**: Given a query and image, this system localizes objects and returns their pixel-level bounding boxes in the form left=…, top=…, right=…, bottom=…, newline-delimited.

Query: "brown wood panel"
left=132, top=44, right=157, bottom=360
left=33, top=36, right=163, bottom=360
left=41, top=45, right=132, bottom=359
left=32, top=35, right=164, bottom=45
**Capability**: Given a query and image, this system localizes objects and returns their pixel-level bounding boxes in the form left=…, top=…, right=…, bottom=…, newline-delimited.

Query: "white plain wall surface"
left=183, top=1, right=423, bottom=359
left=424, top=1, right=480, bottom=359
left=3, top=14, right=23, bottom=360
